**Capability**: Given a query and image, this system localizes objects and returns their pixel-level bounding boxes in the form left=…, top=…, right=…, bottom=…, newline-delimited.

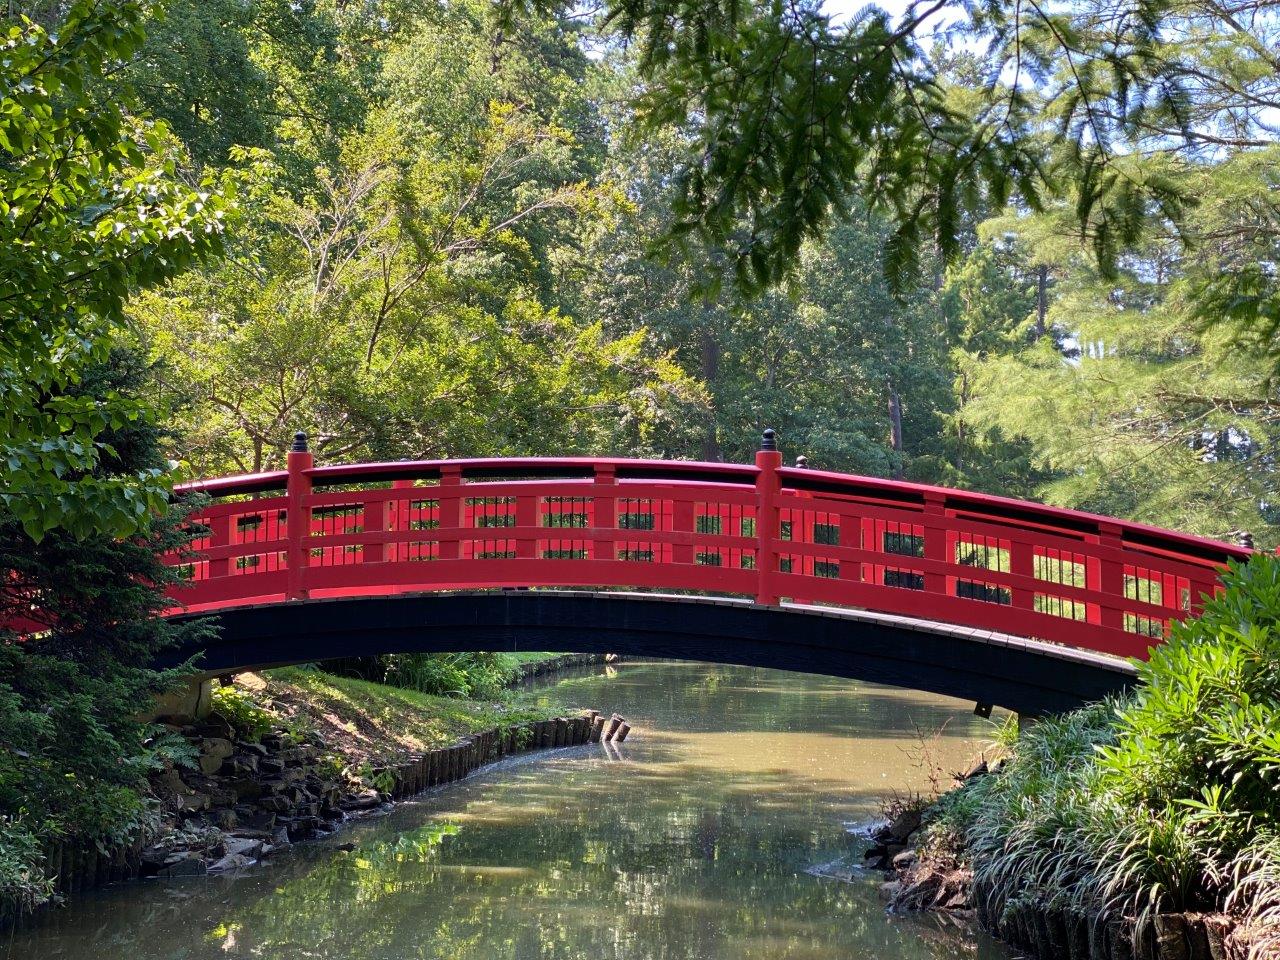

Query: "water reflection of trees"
left=16, top=664, right=1005, bottom=960
left=182, top=759, right=982, bottom=958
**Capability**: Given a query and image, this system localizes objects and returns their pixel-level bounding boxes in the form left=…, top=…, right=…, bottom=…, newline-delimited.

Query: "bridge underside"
left=164, top=591, right=1136, bottom=716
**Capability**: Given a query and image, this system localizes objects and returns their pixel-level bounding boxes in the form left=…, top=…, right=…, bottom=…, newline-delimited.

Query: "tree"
left=965, top=147, right=1280, bottom=544
left=132, top=3, right=705, bottom=473
left=493, top=0, right=1280, bottom=368
left=0, top=1, right=233, bottom=540
left=0, top=348, right=209, bottom=910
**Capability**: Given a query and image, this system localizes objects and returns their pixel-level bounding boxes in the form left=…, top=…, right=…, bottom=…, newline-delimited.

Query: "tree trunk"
left=699, top=330, right=721, bottom=462
left=887, top=382, right=904, bottom=480
left=489, top=28, right=505, bottom=74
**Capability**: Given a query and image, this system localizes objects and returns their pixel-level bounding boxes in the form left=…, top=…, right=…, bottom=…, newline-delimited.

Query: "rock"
left=223, top=836, right=265, bottom=859
left=939, top=885, right=970, bottom=910
left=140, top=845, right=171, bottom=875
left=198, top=738, right=235, bottom=775
left=259, top=757, right=286, bottom=776
left=178, top=791, right=210, bottom=813
left=340, top=791, right=381, bottom=812
left=258, top=795, right=292, bottom=812
left=194, top=714, right=235, bottom=740
left=887, top=809, right=923, bottom=843
left=227, top=754, right=259, bottom=775
left=237, top=741, right=269, bottom=756
left=271, top=826, right=291, bottom=848
left=892, top=849, right=918, bottom=870
left=210, top=809, right=238, bottom=831
left=896, top=873, right=943, bottom=911
left=279, top=816, right=320, bottom=841
left=226, top=777, right=264, bottom=801
left=237, top=810, right=277, bottom=832
left=204, top=785, right=239, bottom=808
left=208, top=853, right=256, bottom=874
left=157, top=854, right=207, bottom=878
left=1154, top=914, right=1191, bottom=960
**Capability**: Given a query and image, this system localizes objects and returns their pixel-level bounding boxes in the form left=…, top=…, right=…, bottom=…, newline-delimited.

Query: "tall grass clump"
left=929, top=556, right=1280, bottom=951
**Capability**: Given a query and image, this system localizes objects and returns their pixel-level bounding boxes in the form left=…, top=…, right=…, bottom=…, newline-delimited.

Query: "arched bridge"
left=158, top=431, right=1249, bottom=715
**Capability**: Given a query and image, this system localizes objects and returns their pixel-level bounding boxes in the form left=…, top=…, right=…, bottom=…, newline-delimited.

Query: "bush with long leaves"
left=930, top=556, right=1280, bottom=951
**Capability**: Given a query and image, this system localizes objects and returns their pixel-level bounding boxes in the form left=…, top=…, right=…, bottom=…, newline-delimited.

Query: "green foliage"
left=935, top=556, right=1280, bottom=942
left=966, top=152, right=1280, bottom=544
left=132, top=1, right=703, bottom=473
left=335, top=653, right=521, bottom=701
left=0, top=349, right=209, bottom=911
left=210, top=686, right=275, bottom=742
left=0, top=1, right=234, bottom=540
left=0, top=818, right=52, bottom=915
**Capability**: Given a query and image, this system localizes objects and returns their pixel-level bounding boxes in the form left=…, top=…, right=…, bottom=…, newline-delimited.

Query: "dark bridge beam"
left=163, top=591, right=1136, bottom=717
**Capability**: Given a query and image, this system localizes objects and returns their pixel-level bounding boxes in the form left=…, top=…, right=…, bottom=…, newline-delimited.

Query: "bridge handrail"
left=164, top=433, right=1252, bottom=662
left=176, top=457, right=1247, bottom=569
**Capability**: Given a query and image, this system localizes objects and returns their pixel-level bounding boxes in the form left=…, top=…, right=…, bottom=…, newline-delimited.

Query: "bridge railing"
left=166, top=431, right=1250, bottom=661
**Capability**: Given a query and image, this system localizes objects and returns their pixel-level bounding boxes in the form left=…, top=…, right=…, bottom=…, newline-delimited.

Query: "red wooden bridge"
left=158, top=431, right=1250, bottom=714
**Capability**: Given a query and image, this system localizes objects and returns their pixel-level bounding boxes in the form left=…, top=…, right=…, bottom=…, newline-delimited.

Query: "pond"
left=7, top=660, right=1016, bottom=960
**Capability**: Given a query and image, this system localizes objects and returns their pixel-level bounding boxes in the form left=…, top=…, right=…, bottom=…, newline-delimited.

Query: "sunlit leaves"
left=0, top=2, right=233, bottom=539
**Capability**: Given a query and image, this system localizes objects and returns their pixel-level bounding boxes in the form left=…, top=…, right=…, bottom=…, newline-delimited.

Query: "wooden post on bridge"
left=755, top=429, right=783, bottom=606
left=286, top=432, right=313, bottom=601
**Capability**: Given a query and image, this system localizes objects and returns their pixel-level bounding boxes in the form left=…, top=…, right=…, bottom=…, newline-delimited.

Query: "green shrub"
left=1093, top=556, right=1280, bottom=921
left=210, top=686, right=275, bottom=742
left=0, top=351, right=210, bottom=915
left=940, top=555, right=1280, bottom=942
left=334, top=653, right=520, bottom=700
left=0, top=818, right=52, bottom=915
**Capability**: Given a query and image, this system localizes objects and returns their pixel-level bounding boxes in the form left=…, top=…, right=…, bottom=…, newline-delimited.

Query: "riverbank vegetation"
left=223, top=668, right=569, bottom=768
left=0, top=350, right=210, bottom=915
left=0, top=659, right=576, bottom=916
left=906, top=556, right=1280, bottom=955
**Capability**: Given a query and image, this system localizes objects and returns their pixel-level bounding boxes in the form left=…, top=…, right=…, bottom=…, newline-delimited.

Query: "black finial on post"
left=760, top=428, right=777, bottom=452
left=291, top=431, right=309, bottom=453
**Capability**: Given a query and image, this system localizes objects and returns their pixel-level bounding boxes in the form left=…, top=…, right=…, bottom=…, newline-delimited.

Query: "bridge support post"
left=593, top=465, right=616, bottom=562
left=755, top=429, right=783, bottom=606
left=286, top=432, right=313, bottom=600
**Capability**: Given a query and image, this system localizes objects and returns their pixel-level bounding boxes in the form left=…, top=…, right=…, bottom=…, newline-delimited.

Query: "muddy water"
left=6, top=660, right=1015, bottom=960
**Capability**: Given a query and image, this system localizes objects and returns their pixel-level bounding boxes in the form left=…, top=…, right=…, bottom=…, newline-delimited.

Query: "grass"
left=246, top=667, right=571, bottom=765
left=506, top=652, right=562, bottom=666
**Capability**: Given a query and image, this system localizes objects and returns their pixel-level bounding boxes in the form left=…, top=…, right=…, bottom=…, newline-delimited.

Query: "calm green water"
left=6, top=661, right=1015, bottom=960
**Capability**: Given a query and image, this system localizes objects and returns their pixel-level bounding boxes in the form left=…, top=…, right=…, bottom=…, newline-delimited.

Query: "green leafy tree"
left=133, top=4, right=704, bottom=472
left=0, top=349, right=209, bottom=911
left=0, top=1, right=233, bottom=540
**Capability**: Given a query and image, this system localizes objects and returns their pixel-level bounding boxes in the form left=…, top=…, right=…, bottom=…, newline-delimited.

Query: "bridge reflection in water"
left=160, top=431, right=1248, bottom=715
